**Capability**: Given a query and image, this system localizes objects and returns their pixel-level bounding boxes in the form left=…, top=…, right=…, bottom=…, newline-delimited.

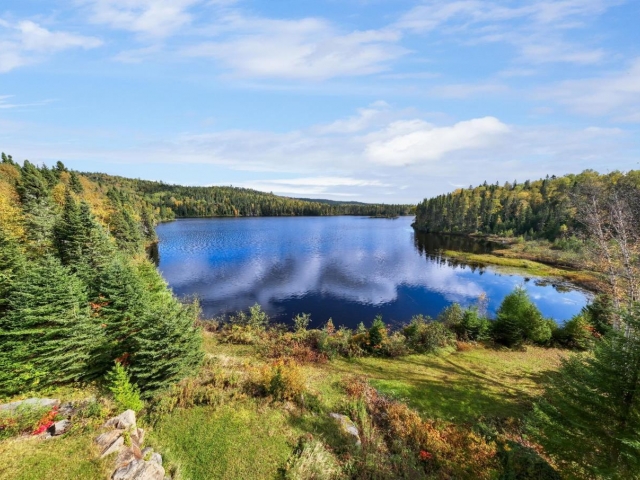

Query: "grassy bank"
left=0, top=336, right=568, bottom=480
left=441, top=248, right=603, bottom=292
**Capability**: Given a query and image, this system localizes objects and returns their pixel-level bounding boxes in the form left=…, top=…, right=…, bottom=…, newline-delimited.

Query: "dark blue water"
left=155, top=217, right=589, bottom=328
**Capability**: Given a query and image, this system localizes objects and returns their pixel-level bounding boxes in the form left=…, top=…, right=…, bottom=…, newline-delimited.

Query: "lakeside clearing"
left=1, top=334, right=566, bottom=480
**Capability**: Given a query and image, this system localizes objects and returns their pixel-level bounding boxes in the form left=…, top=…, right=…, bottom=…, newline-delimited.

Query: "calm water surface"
left=155, top=217, right=589, bottom=328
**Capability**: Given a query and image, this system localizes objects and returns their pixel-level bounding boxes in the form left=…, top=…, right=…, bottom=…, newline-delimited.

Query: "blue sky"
left=1, top=0, right=639, bottom=203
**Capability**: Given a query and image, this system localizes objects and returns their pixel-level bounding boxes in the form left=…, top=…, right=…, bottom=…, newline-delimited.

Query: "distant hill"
left=83, top=172, right=414, bottom=221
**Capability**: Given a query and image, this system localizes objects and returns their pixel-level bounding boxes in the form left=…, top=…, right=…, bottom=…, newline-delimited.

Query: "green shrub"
left=438, top=303, right=464, bottom=327
left=403, top=316, right=456, bottom=353
left=256, top=360, right=306, bottom=403
left=492, top=287, right=552, bottom=347
left=0, top=404, right=54, bottom=440
left=293, top=313, right=311, bottom=333
left=552, top=313, right=594, bottom=350
left=367, top=315, right=387, bottom=353
left=449, top=307, right=491, bottom=341
left=105, top=362, right=144, bottom=412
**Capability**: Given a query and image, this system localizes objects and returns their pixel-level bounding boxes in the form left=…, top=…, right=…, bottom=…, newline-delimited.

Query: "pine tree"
left=0, top=228, right=24, bottom=317
left=492, top=286, right=552, bottom=347
left=54, top=189, right=85, bottom=266
left=69, top=171, right=84, bottom=194
left=95, top=257, right=149, bottom=368
left=532, top=306, right=640, bottom=478
left=0, top=256, right=103, bottom=395
left=17, top=161, right=55, bottom=251
left=129, top=294, right=203, bottom=396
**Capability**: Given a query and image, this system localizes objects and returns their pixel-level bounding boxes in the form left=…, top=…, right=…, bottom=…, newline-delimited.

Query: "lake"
left=155, top=216, right=589, bottom=328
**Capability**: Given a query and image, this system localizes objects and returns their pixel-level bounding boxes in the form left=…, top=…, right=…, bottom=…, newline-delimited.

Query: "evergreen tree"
left=0, top=228, right=24, bottom=317
left=492, top=286, right=552, bottom=347
left=532, top=306, right=640, bottom=478
left=69, top=171, right=84, bottom=194
left=0, top=256, right=102, bottom=395
left=95, top=257, right=149, bottom=368
left=129, top=289, right=203, bottom=396
left=17, top=161, right=55, bottom=251
left=54, top=189, right=84, bottom=266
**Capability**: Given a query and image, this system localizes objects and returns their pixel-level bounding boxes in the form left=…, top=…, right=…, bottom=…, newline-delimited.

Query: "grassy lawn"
left=0, top=432, right=110, bottom=480
left=325, top=345, right=565, bottom=422
left=149, top=402, right=300, bottom=480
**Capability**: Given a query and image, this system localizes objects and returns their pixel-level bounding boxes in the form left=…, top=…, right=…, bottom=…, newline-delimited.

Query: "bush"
left=0, top=403, right=57, bottom=439
left=403, top=316, right=456, bottom=353
left=367, top=315, right=387, bottom=353
left=498, top=441, right=561, bottom=480
left=492, top=287, right=552, bottom=347
left=552, top=313, right=595, bottom=350
left=449, top=307, right=491, bottom=341
left=256, top=359, right=306, bottom=403
left=293, top=313, right=311, bottom=333
left=105, top=362, right=144, bottom=412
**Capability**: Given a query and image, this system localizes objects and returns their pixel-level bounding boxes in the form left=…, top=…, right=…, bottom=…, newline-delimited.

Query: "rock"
left=116, top=448, right=139, bottom=470
left=0, top=398, right=59, bottom=411
left=104, top=410, right=137, bottom=430
left=149, top=453, right=162, bottom=466
left=49, top=419, right=71, bottom=436
left=130, top=427, right=145, bottom=446
left=101, top=436, right=125, bottom=458
left=112, top=458, right=145, bottom=480
left=329, top=413, right=361, bottom=447
left=141, top=447, right=154, bottom=458
left=96, top=429, right=125, bottom=458
left=132, top=461, right=165, bottom=480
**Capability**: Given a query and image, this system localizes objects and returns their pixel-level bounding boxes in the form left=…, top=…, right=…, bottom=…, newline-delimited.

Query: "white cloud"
left=395, top=0, right=621, bottom=65
left=541, top=57, right=640, bottom=120
left=82, top=0, right=203, bottom=37
left=0, top=19, right=102, bottom=73
left=183, top=17, right=406, bottom=80
left=364, top=116, right=510, bottom=165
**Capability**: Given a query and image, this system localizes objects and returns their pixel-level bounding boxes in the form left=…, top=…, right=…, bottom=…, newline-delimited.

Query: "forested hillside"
left=414, top=170, right=640, bottom=239
left=0, top=154, right=202, bottom=397
left=84, top=173, right=413, bottom=221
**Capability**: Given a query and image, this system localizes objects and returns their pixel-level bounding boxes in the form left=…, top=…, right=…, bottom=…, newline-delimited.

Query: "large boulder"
left=104, top=410, right=137, bottom=430
left=329, top=413, right=361, bottom=447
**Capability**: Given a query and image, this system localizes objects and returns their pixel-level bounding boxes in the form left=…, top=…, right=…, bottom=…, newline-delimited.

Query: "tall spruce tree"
left=532, top=305, right=640, bottom=478
left=95, top=257, right=149, bottom=369
left=0, top=256, right=102, bottom=395
left=128, top=262, right=203, bottom=395
left=17, top=161, right=55, bottom=251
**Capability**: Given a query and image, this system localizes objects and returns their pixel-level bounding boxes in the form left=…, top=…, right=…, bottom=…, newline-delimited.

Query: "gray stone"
left=96, top=429, right=125, bottom=458
left=131, top=427, right=145, bottom=446
left=329, top=413, right=361, bottom=447
left=49, top=419, right=70, bottom=436
left=0, top=398, right=59, bottom=411
left=132, top=461, right=165, bottom=480
left=141, top=447, right=154, bottom=458
left=101, top=435, right=125, bottom=458
left=116, top=448, right=139, bottom=470
left=112, top=458, right=145, bottom=480
left=149, top=453, right=162, bottom=466
left=105, top=410, right=137, bottom=430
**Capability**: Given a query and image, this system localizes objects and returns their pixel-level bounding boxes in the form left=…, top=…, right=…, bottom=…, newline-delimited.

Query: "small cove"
left=155, top=216, right=589, bottom=328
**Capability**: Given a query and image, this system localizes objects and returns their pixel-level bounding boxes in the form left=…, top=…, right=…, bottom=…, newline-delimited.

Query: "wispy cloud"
left=540, top=57, right=640, bottom=121
left=0, top=19, right=102, bottom=73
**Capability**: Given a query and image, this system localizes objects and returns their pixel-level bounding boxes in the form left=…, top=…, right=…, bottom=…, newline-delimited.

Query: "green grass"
left=442, top=249, right=601, bottom=291
left=148, top=402, right=301, bottom=480
left=324, top=345, right=564, bottom=422
left=0, top=431, right=110, bottom=480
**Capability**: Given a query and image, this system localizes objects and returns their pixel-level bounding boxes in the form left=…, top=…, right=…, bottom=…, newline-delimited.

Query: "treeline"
left=83, top=173, right=414, bottom=221
left=0, top=154, right=202, bottom=398
left=414, top=170, right=640, bottom=240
